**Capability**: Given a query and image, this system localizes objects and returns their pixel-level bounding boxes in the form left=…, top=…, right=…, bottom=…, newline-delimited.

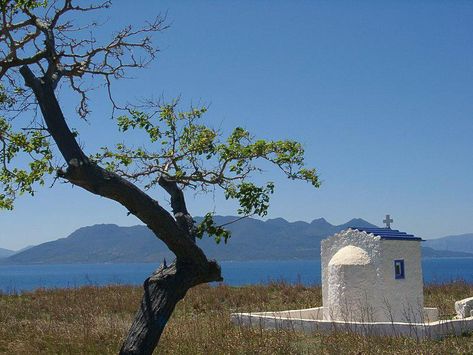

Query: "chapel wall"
left=326, top=262, right=378, bottom=321
left=321, top=229, right=383, bottom=321
left=378, top=239, right=424, bottom=322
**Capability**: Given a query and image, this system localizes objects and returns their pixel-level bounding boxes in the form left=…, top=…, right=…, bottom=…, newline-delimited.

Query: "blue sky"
left=1, top=1, right=472, bottom=250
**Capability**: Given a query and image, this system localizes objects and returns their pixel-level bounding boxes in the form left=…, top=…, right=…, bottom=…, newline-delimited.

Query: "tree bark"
left=120, top=260, right=222, bottom=355
left=121, top=278, right=185, bottom=354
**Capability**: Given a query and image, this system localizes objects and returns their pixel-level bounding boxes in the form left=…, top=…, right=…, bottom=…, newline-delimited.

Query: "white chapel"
left=321, top=215, right=427, bottom=323
left=233, top=215, right=473, bottom=338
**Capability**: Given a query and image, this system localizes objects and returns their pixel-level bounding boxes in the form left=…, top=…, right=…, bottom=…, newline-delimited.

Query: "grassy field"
left=0, top=281, right=473, bottom=354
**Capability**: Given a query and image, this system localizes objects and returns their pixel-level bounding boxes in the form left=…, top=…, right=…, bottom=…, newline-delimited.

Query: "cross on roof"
left=383, top=214, right=393, bottom=229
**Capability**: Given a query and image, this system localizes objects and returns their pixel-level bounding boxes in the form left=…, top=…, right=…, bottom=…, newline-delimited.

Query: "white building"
left=321, top=221, right=425, bottom=323
left=232, top=217, right=473, bottom=338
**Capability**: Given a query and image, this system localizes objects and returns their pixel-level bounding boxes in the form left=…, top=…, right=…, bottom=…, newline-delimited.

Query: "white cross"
left=383, top=214, right=393, bottom=229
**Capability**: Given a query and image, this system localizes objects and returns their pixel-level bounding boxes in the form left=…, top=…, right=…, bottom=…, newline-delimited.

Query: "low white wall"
left=424, top=307, right=439, bottom=322
left=231, top=309, right=472, bottom=340
left=259, top=307, right=324, bottom=320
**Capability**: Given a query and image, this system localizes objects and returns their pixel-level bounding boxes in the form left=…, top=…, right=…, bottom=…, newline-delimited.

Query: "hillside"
left=4, top=216, right=376, bottom=264
left=424, top=234, right=473, bottom=254
left=5, top=224, right=172, bottom=264
left=0, top=248, right=15, bottom=259
left=422, top=246, right=473, bottom=258
left=4, top=217, right=473, bottom=264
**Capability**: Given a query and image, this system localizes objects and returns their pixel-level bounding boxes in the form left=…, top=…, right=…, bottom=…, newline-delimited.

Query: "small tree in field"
left=0, top=1, right=320, bottom=354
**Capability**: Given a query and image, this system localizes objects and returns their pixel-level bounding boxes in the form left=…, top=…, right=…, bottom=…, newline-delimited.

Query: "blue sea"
left=0, top=258, right=472, bottom=294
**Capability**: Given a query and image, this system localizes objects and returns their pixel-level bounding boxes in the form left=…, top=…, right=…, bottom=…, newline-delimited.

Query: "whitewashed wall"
left=321, top=229, right=424, bottom=322
left=326, top=246, right=378, bottom=321
left=321, top=229, right=382, bottom=321
left=378, top=239, right=424, bottom=322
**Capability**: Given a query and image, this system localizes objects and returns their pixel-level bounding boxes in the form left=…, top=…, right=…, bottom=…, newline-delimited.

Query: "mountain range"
left=423, top=234, right=473, bottom=254
left=2, top=216, right=473, bottom=264
left=0, top=247, right=15, bottom=259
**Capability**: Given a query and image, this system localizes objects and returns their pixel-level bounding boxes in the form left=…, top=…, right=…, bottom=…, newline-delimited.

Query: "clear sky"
left=1, top=1, right=472, bottom=250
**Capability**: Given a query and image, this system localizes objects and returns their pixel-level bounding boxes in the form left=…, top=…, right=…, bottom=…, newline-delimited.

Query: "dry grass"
left=0, top=281, right=473, bottom=354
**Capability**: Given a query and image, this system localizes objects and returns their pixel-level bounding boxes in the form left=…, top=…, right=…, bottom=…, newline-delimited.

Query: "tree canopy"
left=0, top=1, right=320, bottom=352
left=93, top=101, right=319, bottom=242
left=0, top=0, right=319, bottom=242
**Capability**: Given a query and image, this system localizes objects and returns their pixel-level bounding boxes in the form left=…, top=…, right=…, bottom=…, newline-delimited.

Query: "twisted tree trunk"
left=120, top=260, right=222, bottom=354
left=19, top=65, right=222, bottom=354
left=121, top=277, right=187, bottom=354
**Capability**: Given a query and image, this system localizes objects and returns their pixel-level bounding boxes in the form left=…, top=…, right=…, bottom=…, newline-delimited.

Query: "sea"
left=0, top=258, right=472, bottom=294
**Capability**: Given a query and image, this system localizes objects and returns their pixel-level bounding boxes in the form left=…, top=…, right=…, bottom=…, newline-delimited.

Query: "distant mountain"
left=195, top=216, right=379, bottom=261
left=422, top=246, right=473, bottom=258
left=3, top=216, right=377, bottom=264
left=5, top=224, right=172, bottom=264
left=3, top=217, right=472, bottom=264
left=424, top=234, right=473, bottom=254
left=15, top=245, right=35, bottom=253
left=0, top=247, right=15, bottom=259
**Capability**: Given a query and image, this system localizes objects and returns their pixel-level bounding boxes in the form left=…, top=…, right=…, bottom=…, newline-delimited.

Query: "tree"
left=0, top=1, right=320, bottom=354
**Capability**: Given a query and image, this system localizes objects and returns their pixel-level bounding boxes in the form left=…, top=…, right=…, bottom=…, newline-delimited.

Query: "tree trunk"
left=120, top=275, right=187, bottom=354
left=18, top=66, right=223, bottom=354
left=120, top=260, right=222, bottom=354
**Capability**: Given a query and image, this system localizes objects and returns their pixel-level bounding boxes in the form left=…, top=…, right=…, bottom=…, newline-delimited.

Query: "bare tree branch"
left=1, top=0, right=167, bottom=117
left=158, top=175, right=196, bottom=241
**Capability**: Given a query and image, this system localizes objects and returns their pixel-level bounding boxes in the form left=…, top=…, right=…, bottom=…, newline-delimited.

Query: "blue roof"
left=350, top=227, right=423, bottom=241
